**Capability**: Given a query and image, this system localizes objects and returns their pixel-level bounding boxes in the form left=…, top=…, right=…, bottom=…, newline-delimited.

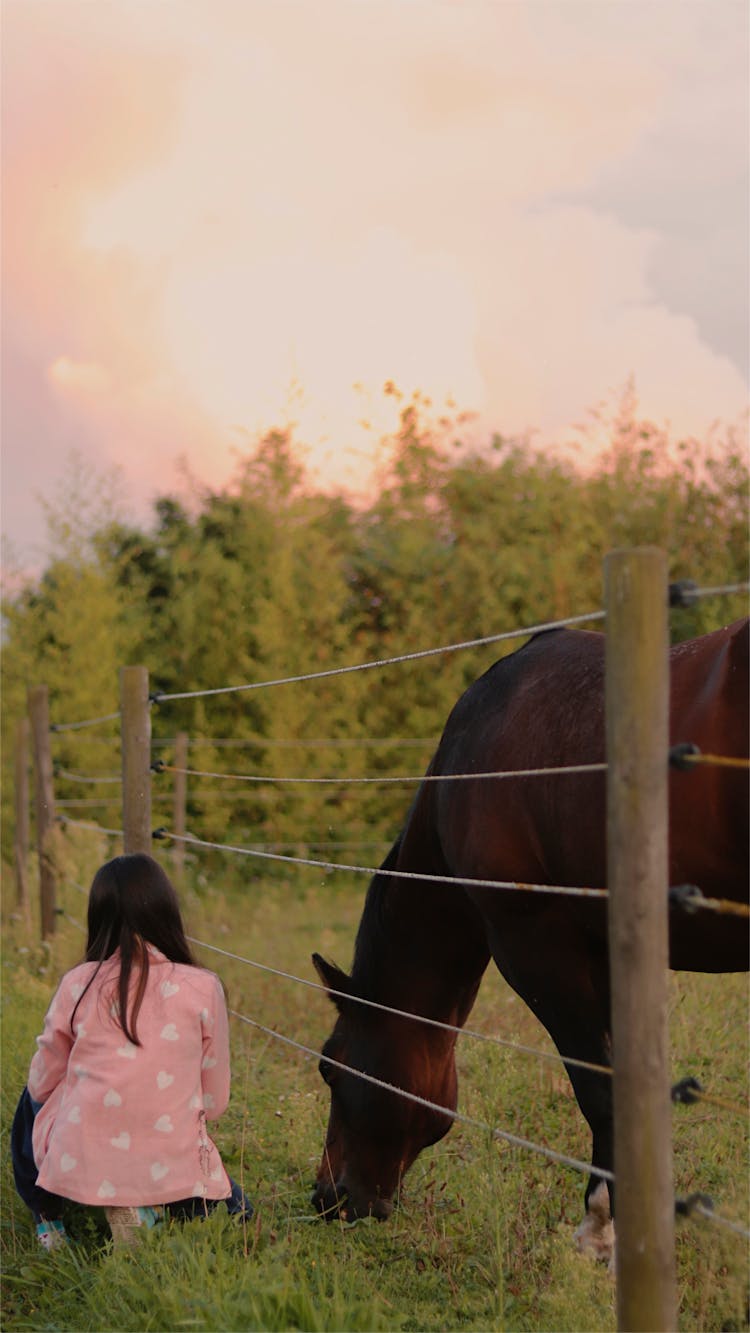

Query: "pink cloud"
left=2, top=1, right=747, bottom=564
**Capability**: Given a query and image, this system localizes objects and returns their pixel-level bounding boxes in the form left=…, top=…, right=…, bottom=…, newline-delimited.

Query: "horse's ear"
left=312, top=953, right=354, bottom=1010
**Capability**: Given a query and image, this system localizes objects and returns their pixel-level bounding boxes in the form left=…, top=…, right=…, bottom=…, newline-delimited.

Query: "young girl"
left=12, top=853, right=252, bottom=1249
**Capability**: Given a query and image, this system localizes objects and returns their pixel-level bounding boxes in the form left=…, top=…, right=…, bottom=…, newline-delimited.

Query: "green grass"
left=2, top=864, right=747, bottom=1332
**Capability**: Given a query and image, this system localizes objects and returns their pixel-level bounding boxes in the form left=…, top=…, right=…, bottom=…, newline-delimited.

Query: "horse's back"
left=417, top=619, right=748, bottom=969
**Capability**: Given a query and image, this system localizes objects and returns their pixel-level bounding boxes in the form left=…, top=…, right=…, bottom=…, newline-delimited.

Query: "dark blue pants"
left=12, top=1087, right=252, bottom=1224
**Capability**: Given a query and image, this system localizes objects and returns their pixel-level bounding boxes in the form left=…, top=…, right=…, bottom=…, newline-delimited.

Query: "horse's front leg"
left=569, top=1075, right=614, bottom=1262
left=486, top=918, right=615, bottom=1262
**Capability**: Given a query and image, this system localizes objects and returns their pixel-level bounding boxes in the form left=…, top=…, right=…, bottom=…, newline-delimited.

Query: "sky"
left=2, top=0, right=748, bottom=570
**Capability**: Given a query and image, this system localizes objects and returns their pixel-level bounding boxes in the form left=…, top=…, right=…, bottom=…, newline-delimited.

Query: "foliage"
left=1, top=389, right=747, bottom=867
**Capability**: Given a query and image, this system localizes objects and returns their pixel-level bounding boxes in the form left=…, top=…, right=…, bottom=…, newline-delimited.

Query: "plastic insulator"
left=152, top=826, right=167, bottom=840
left=675, top=1191, right=713, bottom=1218
left=668, top=579, right=699, bottom=608
left=668, top=742, right=701, bottom=770
left=668, top=883, right=704, bottom=914
left=150, top=759, right=166, bottom=773
left=671, top=1075, right=703, bottom=1105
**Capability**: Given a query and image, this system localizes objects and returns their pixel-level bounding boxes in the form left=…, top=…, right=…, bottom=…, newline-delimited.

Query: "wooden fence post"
left=28, top=686, right=57, bottom=940
left=173, top=731, right=188, bottom=883
left=14, top=716, right=31, bottom=917
left=605, top=548, right=677, bottom=1332
left=120, top=667, right=152, bottom=855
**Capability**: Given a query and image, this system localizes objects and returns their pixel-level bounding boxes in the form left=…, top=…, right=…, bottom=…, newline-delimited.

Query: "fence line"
left=49, top=711, right=120, bottom=733
left=56, top=798, right=122, bottom=808
left=53, top=735, right=437, bottom=749
left=60, top=750, right=748, bottom=790
left=188, top=935, right=612, bottom=1077
left=688, top=581, right=749, bottom=601
left=155, top=828, right=609, bottom=901
left=44, top=577, right=748, bottom=733
left=57, top=816, right=747, bottom=919
left=58, top=816, right=123, bottom=838
left=59, top=910, right=85, bottom=933
left=227, top=1006, right=613, bottom=1184
left=227, top=1000, right=750, bottom=1240
left=151, top=609, right=607, bottom=704
left=685, top=1203, right=750, bottom=1239
left=682, top=753, right=750, bottom=771
left=158, top=761, right=608, bottom=786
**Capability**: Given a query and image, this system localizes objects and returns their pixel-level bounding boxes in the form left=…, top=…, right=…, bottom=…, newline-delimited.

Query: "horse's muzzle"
left=311, top=1180, right=393, bottom=1222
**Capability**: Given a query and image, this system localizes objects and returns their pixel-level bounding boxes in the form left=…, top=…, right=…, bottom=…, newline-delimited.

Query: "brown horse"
left=311, top=617, right=749, bottom=1258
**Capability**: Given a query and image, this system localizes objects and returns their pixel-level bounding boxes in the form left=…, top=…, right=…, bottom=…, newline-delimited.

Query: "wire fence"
left=45, top=577, right=748, bottom=733
left=227, top=1002, right=747, bottom=1239
left=24, top=571, right=750, bottom=1261
left=157, top=760, right=609, bottom=786
left=150, top=608, right=608, bottom=705
left=57, top=816, right=748, bottom=920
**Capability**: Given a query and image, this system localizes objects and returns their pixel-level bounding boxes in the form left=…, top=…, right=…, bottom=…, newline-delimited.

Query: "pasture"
left=2, top=858, right=747, bottom=1333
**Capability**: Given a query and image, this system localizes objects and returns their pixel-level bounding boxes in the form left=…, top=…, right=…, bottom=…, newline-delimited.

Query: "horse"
left=311, top=617, right=749, bottom=1260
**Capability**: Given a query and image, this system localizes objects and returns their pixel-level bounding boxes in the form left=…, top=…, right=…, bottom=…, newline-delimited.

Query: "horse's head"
left=310, top=953, right=458, bottom=1221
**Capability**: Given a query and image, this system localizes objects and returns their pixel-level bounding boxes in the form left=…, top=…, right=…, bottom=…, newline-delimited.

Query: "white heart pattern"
left=72, top=1064, right=88, bottom=1079
left=117, top=1044, right=137, bottom=1060
left=110, top=1132, right=131, bottom=1150
left=60, top=1153, right=77, bottom=1172
left=150, top=1162, right=169, bottom=1182
left=193, top=1182, right=207, bottom=1197
left=76, top=1023, right=87, bottom=1038
left=70, top=984, right=84, bottom=1000
left=210, top=1165, right=223, bottom=1182
left=97, top=1180, right=117, bottom=1199
left=160, top=980, right=180, bottom=998
left=201, top=1055, right=217, bottom=1070
left=203, top=1093, right=215, bottom=1109
left=157, top=1070, right=174, bottom=1090
left=189, top=1094, right=202, bottom=1109
left=67, top=1105, right=82, bottom=1124
left=154, top=1114, right=174, bottom=1134
left=160, top=1024, right=179, bottom=1042
left=103, top=1089, right=122, bottom=1108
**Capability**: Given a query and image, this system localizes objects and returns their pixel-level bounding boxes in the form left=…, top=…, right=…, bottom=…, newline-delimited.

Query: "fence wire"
left=156, top=828, right=609, bottom=902
left=151, top=609, right=607, bottom=704
left=159, top=761, right=608, bottom=786
left=227, top=1003, right=750, bottom=1240
left=228, top=1006, right=613, bottom=1184
left=188, top=935, right=612, bottom=1077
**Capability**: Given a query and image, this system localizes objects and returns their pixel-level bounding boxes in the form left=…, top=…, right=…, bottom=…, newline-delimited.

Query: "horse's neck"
left=351, top=864, right=489, bottom=1028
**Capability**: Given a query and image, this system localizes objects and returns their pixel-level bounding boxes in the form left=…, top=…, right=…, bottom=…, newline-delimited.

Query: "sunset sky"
left=2, top=0, right=748, bottom=569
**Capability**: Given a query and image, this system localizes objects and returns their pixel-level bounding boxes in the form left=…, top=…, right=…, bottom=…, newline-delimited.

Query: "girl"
left=12, top=853, right=252, bottom=1249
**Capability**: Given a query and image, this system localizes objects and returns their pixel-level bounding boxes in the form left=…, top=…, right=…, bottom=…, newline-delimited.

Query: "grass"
left=2, top=860, right=748, bottom=1332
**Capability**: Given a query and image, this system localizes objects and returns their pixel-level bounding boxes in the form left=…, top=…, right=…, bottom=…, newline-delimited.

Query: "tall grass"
left=2, top=861, right=747, bottom=1331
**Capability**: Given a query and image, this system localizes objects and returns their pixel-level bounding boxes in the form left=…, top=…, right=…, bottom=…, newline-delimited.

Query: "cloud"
left=2, top=1, right=747, bottom=564
left=49, top=357, right=112, bottom=395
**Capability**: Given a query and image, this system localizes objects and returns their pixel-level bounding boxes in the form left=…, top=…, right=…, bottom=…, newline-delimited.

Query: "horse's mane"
left=349, top=835, right=404, bottom=998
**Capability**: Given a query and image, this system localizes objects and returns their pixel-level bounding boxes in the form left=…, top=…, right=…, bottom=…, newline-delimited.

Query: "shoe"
left=105, top=1205, right=162, bottom=1247
left=36, top=1219, right=69, bottom=1251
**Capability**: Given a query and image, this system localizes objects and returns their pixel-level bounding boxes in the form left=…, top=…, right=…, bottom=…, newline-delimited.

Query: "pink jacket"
left=28, top=948, right=233, bottom=1207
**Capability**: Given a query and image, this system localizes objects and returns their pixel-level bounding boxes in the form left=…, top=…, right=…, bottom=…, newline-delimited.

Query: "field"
left=2, top=856, right=748, bottom=1333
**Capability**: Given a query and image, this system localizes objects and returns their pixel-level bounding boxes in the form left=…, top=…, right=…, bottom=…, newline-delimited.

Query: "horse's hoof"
left=574, top=1217, right=615, bottom=1264
left=573, top=1181, right=615, bottom=1265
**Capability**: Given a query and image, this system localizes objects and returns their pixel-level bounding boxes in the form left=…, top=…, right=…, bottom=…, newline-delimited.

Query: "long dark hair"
left=70, top=854, right=196, bottom=1045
